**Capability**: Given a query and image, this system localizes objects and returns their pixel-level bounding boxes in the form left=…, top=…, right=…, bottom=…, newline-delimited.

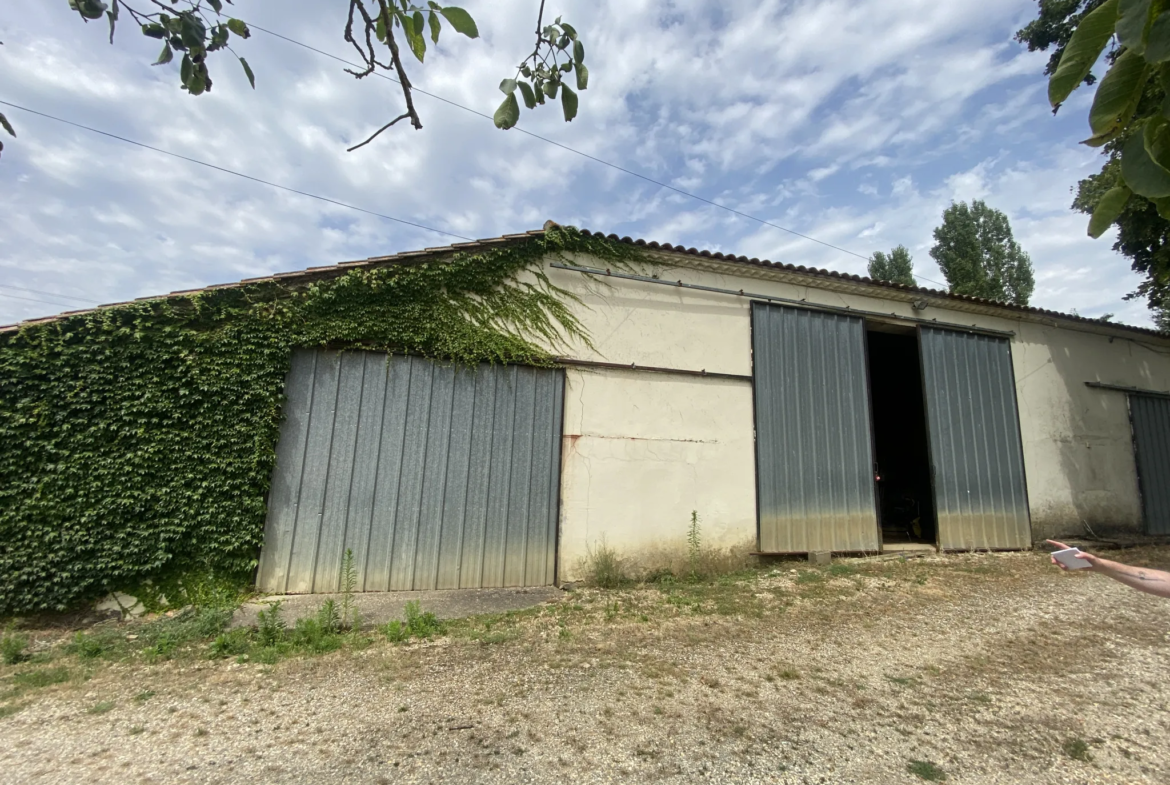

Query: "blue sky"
left=0, top=0, right=1151, bottom=326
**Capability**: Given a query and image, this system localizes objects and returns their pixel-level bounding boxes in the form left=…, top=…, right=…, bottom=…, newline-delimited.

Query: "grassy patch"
left=11, top=667, right=71, bottom=690
left=133, top=690, right=156, bottom=703
left=907, top=759, right=948, bottom=781
left=64, top=627, right=126, bottom=661
left=657, top=577, right=769, bottom=617
left=87, top=700, right=116, bottom=715
left=0, top=702, right=26, bottom=718
left=1062, top=737, right=1093, bottom=762
left=828, top=563, right=858, bottom=577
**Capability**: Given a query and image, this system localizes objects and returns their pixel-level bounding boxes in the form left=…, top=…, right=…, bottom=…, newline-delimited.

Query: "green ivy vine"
left=0, top=226, right=638, bottom=615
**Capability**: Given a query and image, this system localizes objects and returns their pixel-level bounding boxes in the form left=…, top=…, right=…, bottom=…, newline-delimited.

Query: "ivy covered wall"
left=0, top=227, right=634, bottom=615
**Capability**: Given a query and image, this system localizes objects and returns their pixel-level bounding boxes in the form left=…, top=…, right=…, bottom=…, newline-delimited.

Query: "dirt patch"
left=2, top=550, right=1169, bottom=783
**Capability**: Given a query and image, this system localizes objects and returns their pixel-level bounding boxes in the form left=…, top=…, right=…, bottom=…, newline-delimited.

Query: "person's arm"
left=1046, top=540, right=1170, bottom=599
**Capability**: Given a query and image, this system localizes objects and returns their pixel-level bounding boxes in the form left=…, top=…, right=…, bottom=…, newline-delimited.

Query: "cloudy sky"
left=0, top=0, right=1150, bottom=327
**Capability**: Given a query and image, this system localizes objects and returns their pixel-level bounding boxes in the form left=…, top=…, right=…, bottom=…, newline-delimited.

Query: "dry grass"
left=2, top=548, right=1170, bottom=783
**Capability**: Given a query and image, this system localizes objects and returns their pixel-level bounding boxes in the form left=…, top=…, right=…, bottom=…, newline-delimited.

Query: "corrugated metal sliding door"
left=257, top=349, right=565, bottom=593
left=1129, top=394, right=1170, bottom=534
left=918, top=327, right=1030, bottom=550
left=751, top=303, right=879, bottom=553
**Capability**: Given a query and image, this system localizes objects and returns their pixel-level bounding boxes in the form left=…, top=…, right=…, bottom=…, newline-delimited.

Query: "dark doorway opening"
left=866, top=328, right=936, bottom=546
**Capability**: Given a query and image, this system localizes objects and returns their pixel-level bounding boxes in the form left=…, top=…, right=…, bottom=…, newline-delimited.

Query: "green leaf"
left=574, top=62, right=589, bottom=90
left=178, top=14, right=206, bottom=48
left=1049, top=0, right=1119, bottom=107
left=376, top=12, right=387, bottom=42
left=1088, top=185, right=1131, bottom=237
left=1153, top=195, right=1170, bottom=219
left=207, top=0, right=223, bottom=13
left=438, top=7, right=478, bottom=38
left=0, top=112, right=15, bottom=138
left=428, top=11, right=441, bottom=44
left=573, top=39, right=585, bottom=64
left=543, top=79, right=559, bottom=99
left=493, top=92, right=520, bottom=129
left=561, top=22, right=578, bottom=40
left=517, top=80, right=537, bottom=109
left=499, top=78, right=517, bottom=94
left=180, top=52, right=193, bottom=86
left=1121, top=130, right=1170, bottom=197
left=75, top=0, right=107, bottom=21
left=239, top=56, right=255, bottom=89
left=1145, top=115, right=1170, bottom=168
left=226, top=18, right=250, bottom=39
left=561, top=84, right=578, bottom=122
left=141, top=23, right=167, bottom=39
left=1088, top=49, right=1149, bottom=136
left=1117, top=0, right=1153, bottom=55
left=407, top=21, right=425, bottom=62
left=402, top=14, right=426, bottom=62
left=187, top=66, right=207, bottom=96
left=1146, top=11, right=1170, bottom=62
left=154, top=42, right=173, bottom=66
left=107, top=0, right=119, bottom=44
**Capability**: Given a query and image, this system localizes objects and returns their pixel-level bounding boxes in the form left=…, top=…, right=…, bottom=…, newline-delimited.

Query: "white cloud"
left=0, top=0, right=1157, bottom=330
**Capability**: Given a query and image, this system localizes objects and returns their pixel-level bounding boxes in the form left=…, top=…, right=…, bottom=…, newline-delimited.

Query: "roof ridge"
left=2, top=225, right=1166, bottom=340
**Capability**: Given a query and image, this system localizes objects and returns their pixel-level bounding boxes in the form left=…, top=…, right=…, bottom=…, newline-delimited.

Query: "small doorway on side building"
left=866, top=326, right=937, bottom=548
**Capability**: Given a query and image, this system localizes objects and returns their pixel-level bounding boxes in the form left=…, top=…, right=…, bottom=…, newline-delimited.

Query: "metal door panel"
left=1130, top=394, right=1170, bottom=534
left=751, top=303, right=879, bottom=553
left=257, top=350, right=564, bottom=592
left=919, top=328, right=1030, bottom=549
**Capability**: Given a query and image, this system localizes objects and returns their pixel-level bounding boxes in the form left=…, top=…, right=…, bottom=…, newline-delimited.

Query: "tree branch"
left=347, top=112, right=411, bottom=151
left=382, top=23, right=422, bottom=130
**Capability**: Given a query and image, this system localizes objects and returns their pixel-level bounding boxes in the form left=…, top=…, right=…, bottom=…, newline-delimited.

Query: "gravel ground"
left=3, top=549, right=1170, bottom=784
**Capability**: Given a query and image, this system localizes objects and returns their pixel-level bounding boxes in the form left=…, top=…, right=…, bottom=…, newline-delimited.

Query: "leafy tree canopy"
left=929, top=201, right=1036, bottom=306
left=1017, top=0, right=1170, bottom=323
left=868, top=245, right=916, bottom=287
left=0, top=0, right=589, bottom=157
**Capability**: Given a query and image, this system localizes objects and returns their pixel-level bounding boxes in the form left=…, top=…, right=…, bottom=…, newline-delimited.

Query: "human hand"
left=1045, top=540, right=1099, bottom=571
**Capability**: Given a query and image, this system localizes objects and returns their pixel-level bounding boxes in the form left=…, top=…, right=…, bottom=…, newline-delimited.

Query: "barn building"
left=6, top=225, right=1170, bottom=598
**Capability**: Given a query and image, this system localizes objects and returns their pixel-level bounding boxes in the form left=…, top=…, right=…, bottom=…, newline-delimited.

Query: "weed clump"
left=1062, top=737, right=1093, bottom=762
left=1, top=629, right=28, bottom=665
left=687, top=511, right=702, bottom=581
left=382, top=601, right=446, bottom=643
left=906, top=759, right=948, bottom=781
left=584, top=542, right=628, bottom=589
left=256, top=601, right=286, bottom=648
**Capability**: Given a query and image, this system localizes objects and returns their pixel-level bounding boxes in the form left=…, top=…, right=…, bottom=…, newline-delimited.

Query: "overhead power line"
left=0, top=291, right=89, bottom=308
left=0, top=284, right=99, bottom=304
left=249, top=23, right=952, bottom=290
left=0, top=100, right=475, bottom=244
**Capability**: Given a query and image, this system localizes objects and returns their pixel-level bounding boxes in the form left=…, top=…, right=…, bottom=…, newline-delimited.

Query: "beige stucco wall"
left=539, top=251, right=1170, bottom=580
left=1012, top=321, right=1170, bottom=539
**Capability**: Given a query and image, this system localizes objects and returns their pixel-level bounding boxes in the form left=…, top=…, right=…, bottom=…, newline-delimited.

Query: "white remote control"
left=1051, top=547, right=1092, bottom=570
